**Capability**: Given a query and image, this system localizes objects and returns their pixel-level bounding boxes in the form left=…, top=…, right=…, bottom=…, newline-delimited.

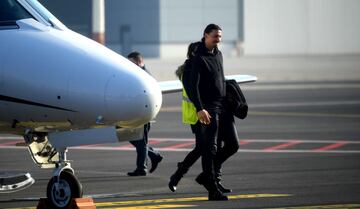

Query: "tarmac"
left=1, top=54, right=360, bottom=209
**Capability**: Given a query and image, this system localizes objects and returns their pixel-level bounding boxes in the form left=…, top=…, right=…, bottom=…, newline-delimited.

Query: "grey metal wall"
left=244, top=0, right=360, bottom=55
left=105, top=0, right=242, bottom=58
left=160, top=0, right=239, bottom=43
left=158, top=0, right=242, bottom=57
left=105, top=0, right=160, bottom=57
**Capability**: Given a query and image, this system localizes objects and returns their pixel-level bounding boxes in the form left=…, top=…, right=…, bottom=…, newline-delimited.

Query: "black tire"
left=46, top=170, right=82, bottom=209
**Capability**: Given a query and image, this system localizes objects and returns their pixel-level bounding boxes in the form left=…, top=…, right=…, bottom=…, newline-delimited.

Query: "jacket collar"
left=199, top=41, right=219, bottom=56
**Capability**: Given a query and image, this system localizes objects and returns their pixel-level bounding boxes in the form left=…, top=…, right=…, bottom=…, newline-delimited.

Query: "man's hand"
left=197, top=109, right=211, bottom=125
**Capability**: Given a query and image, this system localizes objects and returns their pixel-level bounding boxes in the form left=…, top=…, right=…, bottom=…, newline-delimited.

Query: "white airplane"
left=0, top=0, right=257, bottom=208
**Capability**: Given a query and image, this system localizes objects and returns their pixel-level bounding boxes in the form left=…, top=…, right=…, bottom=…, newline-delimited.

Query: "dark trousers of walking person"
left=214, top=111, right=239, bottom=182
left=169, top=110, right=239, bottom=193
left=197, top=110, right=220, bottom=191
left=128, top=123, right=162, bottom=175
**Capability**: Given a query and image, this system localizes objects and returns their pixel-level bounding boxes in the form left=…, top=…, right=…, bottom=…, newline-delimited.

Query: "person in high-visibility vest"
left=169, top=42, right=203, bottom=192
left=182, top=77, right=198, bottom=125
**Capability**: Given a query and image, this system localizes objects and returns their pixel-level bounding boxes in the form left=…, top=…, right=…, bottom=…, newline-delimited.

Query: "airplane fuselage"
left=0, top=18, right=162, bottom=135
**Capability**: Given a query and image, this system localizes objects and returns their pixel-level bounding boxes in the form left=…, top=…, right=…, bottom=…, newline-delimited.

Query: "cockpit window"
left=0, top=0, right=33, bottom=22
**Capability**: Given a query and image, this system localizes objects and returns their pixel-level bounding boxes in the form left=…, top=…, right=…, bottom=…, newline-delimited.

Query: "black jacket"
left=187, top=42, right=225, bottom=112
left=226, top=79, right=248, bottom=119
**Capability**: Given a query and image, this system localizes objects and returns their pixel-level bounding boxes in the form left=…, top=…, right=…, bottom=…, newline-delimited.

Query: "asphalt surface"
left=1, top=81, right=360, bottom=209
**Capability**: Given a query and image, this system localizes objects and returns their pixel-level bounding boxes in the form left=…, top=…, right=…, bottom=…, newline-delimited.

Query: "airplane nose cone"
left=105, top=70, right=162, bottom=128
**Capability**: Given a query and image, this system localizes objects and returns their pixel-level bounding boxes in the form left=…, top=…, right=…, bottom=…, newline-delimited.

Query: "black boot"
left=127, top=169, right=147, bottom=176
left=214, top=167, right=232, bottom=193
left=208, top=190, right=228, bottom=201
left=216, top=181, right=232, bottom=193
left=196, top=173, right=228, bottom=201
left=195, top=172, right=209, bottom=189
left=168, top=162, right=189, bottom=192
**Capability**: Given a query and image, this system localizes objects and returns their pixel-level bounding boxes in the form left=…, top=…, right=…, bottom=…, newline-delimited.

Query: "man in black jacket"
left=126, top=52, right=163, bottom=176
left=187, top=24, right=239, bottom=201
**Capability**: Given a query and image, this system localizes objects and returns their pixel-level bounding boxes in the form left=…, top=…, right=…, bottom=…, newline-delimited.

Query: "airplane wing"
left=159, top=74, right=258, bottom=94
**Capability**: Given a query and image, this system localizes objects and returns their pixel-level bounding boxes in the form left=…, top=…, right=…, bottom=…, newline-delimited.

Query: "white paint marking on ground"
left=1, top=137, right=360, bottom=153
left=161, top=100, right=360, bottom=112
left=250, top=100, right=360, bottom=108
left=1, top=144, right=359, bottom=153
left=242, top=83, right=360, bottom=91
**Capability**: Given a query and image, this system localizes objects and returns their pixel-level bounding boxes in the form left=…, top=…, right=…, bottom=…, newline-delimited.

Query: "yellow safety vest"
left=182, top=82, right=198, bottom=125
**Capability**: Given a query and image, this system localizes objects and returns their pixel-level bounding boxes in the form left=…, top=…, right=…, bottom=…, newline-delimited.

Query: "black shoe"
left=168, top=162, right=189, bottom=192
left=168, top=180, right=177, bottom=192
left=168, top=182, right=176, bottom=192
left=208, top=191, right=228, bottom=201
left=169, top=172, right=180, bottom=192
left=216, top=181, right=232, bottom=193
left=149, top=155, right=163, bottom=173
left=127, top=169, right=146, bottom=176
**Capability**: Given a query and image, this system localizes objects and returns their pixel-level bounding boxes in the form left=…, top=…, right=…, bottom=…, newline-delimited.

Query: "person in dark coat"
left=126, top=51, right=163, bottom=176
left=169, top=41, right=234, bottom=195
left=173, top=24, right=240, bottom=201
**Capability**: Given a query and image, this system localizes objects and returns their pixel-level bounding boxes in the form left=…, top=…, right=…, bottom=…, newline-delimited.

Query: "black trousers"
left=129, top=123, right=161, bottom=171
left=181, top=110, right=239, bottom=180
left=215, top=111, right=239, bottom=176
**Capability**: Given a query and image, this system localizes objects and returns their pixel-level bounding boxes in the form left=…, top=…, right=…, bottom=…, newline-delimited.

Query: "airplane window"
left=0, top=0, right=33, bottom=22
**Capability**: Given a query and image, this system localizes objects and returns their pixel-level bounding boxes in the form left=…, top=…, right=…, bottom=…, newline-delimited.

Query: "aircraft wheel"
left=46, top=171, right=83, bottom=209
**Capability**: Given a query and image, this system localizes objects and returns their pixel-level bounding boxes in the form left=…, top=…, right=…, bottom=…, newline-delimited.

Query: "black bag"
left=225, top=79, right=248, bottom=119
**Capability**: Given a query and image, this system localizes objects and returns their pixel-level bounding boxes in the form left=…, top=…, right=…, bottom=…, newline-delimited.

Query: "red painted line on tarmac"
left=116, top=140, right=161, bottom=150
left=239, top=140, right=250, bottom=145
left=148, top=140, right=161, bottom=145
left=163, top=141, right=195, bottom=149
left=0, top=136, right=23, bottom=140
left=313, top=141, right=348, bottom=151
left=263, top=140, right=302, bottom=151
left=0, top=140, right=22, bottom=147
left=117, top=143, right=134, bottom=149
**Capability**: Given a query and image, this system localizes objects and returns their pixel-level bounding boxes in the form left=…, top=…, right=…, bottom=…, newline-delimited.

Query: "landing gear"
left=25, top=132, right=59, bottom=169
left=46, top=149, right=83, bottom=209
left=25, top=132, right=83, bottom=209
left=47, top=170, right=82, bottom=209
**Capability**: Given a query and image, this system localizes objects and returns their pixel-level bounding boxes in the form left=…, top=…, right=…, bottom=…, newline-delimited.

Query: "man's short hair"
left=127, top=51, right=142, bottom=61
